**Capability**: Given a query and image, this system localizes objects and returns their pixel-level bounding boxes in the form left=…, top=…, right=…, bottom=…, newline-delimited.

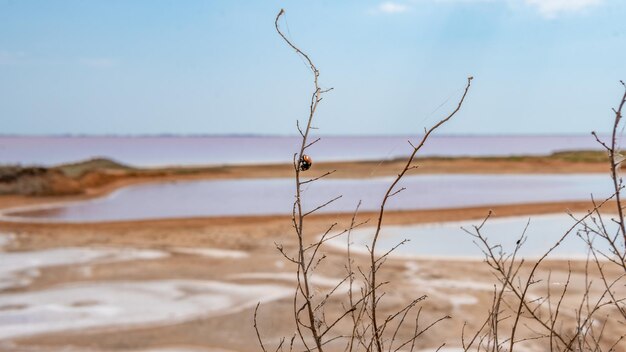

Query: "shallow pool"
left=1, top=174, right=613, bottom=222
left=327, top=213, right=622, bottom=259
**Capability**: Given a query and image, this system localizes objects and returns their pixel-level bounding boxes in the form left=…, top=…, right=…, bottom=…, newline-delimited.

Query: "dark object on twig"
left=299, top=155, right=313, bottom=171
left=254, top=9, right=472, bottom=352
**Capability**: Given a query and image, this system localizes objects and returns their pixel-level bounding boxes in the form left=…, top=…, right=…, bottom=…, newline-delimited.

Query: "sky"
left=0, top=0, right=625, bottom=136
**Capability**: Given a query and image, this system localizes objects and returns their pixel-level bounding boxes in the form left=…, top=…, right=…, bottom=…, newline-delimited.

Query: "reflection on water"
left=328, top=214, right=622, bottom=259
left=3, top=174, right=612, bottom=223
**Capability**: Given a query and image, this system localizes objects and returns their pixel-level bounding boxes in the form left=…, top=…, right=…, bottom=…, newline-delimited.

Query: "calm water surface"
left=328, top=214, right=622, bottom=259
left=0, top=135, right=605, bottom=167
left=3, top=174, right=612, bottom=223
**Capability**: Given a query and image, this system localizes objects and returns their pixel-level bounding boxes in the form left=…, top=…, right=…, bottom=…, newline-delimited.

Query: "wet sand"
left=1, top=200, right=624, bottom=351
left=0, top=158, right=624, bottom=351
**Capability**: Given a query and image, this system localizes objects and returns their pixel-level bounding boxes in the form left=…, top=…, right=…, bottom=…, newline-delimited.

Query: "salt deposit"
left=0, top=233, right=15, bottom=250
left=171, top=247, right=248, bottom=259
left=0, top=247, right=169, bottom=290
left=0, top=280, right=288, bottom=339
left=230, top=272, right=347, bottom=288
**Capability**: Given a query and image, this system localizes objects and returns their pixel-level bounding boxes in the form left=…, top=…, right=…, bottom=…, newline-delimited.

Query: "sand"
left=0, top=159, right=624, bottom=351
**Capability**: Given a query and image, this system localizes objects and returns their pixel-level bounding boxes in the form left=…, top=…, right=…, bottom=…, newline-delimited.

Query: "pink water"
left=3, top=174, right=612, bottom=223
left=0, top=135, right=605, bottom=167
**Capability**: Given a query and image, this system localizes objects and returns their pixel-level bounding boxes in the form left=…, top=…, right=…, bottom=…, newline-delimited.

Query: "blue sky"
left=0, top=0, right=625, bottom=136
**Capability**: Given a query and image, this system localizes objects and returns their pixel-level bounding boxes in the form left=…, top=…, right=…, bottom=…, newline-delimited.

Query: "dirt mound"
left=54, top=158, right=132, bottom=178
left=0, top=158, right=132, bottom=196
left=0, top=166, right=82, bottom=196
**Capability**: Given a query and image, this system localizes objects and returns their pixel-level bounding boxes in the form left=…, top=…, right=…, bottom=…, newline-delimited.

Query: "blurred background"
left=1, top=1, right=626, bottom=352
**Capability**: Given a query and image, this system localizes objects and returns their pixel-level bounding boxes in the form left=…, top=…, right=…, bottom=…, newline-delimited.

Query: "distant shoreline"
left=0, top=150, right=614, bottom=196
left=0, top=151, right=614, bottom=221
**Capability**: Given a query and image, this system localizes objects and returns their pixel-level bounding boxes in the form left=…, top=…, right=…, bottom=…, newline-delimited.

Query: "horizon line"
left=0, top=132, right=607, bottom=138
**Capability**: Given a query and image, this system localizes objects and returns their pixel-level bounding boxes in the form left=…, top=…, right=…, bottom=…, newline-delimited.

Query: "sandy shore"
left=161, top=156, right=612, bottom=180
left=1, top=199, right=624, bottom=351
left=0, top=158, right=624, bottom=352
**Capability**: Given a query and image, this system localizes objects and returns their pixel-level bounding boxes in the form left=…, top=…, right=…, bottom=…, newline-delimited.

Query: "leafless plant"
left=254, top=9, right=473, bottom=352
left=463, top=83, right=626, bottom=352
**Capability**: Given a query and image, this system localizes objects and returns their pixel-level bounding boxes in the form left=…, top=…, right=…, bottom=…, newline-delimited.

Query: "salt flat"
left=0, top=247, right=169, bottom=290
left=0, top=279, right=289, bottom=339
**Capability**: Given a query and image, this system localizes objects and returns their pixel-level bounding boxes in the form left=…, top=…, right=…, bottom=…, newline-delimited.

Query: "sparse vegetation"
left=254, top=8, right=473, bottom=352
left=54, top=157, right=133, bottom=178
left=254, top=9, right=626, bottom=352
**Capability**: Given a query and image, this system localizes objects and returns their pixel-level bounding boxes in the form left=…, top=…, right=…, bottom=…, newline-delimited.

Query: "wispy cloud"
left=375, top=2, right=410, bottom=14
left=380, top=0, right=603, bottom=18
left=79, top=57, right=118, bottom=68
left=524, top=0, right=603, bottom=18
